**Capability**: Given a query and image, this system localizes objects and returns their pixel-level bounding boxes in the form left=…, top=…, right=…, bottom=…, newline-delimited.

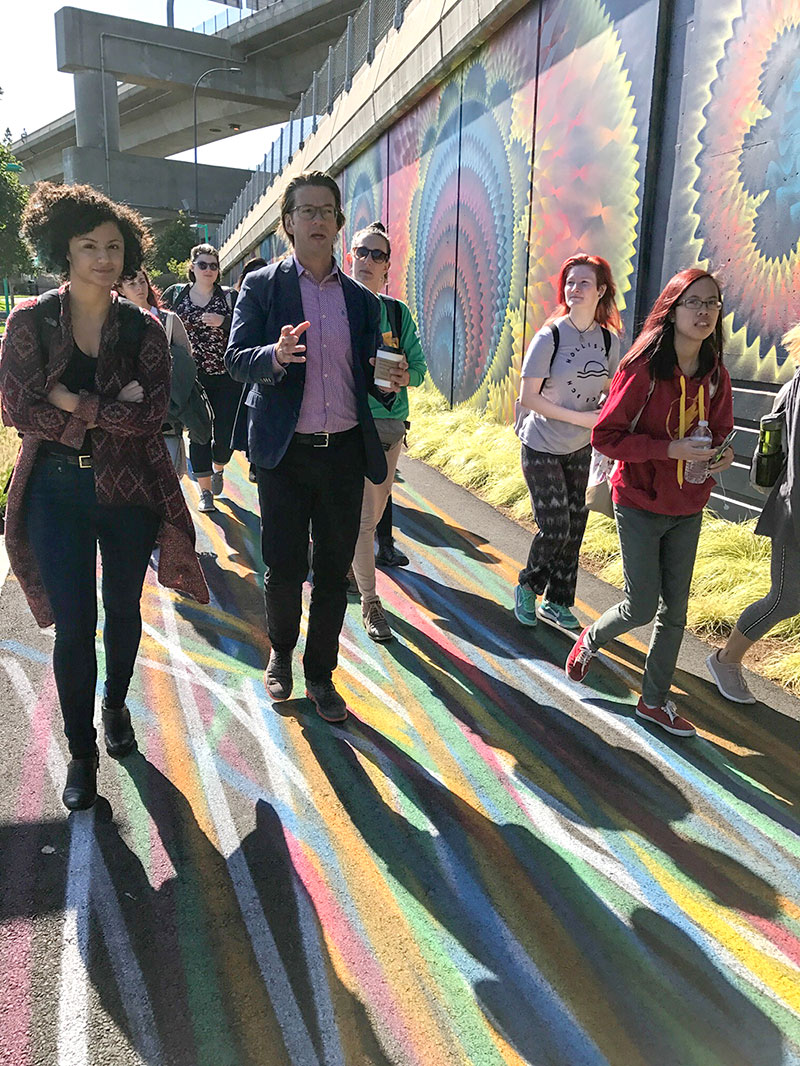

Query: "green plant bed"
left=407, top=385, right=799, bottom=690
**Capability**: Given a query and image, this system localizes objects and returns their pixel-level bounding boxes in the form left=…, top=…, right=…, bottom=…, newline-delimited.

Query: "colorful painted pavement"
left=1, top=454, right=799, bottom=1066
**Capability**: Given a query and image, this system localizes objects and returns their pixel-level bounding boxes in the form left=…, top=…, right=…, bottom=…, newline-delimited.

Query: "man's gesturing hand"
left=275, top=322, right=310, bottom=366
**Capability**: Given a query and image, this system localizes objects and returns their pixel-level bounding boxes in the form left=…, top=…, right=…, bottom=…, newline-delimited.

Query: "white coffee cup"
left=374, top=346, right=403, bottom=388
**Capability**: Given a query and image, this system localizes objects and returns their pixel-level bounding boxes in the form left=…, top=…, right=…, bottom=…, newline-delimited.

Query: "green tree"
left=152, top=213, right=196, bottom=273
left=0, top=142, right=32, bottom=276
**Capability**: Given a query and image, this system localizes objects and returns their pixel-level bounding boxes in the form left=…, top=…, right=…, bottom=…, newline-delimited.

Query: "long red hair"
left=545, top=255, right=622, bottom=333
left=620, top=268, right=724, bottom=380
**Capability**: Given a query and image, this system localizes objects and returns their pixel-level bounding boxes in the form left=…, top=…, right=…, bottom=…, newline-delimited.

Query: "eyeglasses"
left=676, top=297, right=722, bottom=311
left=194, top=260, right=219, bottom=271
left=353, top=246, right=390, bottom=263
left=291, top=205, right=337, bottom=221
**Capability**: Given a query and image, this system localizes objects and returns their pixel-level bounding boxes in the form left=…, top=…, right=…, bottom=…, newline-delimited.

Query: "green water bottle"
left=753, top=413, right=784, bottom=489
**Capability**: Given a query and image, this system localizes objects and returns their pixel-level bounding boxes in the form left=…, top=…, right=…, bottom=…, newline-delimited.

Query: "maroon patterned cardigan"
left=0, top=286, right=209, bottom=626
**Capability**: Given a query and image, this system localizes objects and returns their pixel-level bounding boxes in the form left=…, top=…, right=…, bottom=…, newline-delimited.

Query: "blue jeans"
left=25, top=456, right=160, bottom=757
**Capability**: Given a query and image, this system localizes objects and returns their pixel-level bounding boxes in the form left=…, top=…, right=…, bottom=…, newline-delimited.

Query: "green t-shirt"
left=370, top=297, right=427, bottom=422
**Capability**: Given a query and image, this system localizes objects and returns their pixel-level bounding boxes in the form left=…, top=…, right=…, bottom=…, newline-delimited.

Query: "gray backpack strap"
left=629, top=377, right=656, bottom=432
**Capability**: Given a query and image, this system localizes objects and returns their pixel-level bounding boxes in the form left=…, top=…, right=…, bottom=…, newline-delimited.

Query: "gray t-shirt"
left=516, top=316, right=621, bottom=454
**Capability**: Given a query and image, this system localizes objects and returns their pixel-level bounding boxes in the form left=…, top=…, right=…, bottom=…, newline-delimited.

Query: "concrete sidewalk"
left=0, top=453, right=798, bottom=1066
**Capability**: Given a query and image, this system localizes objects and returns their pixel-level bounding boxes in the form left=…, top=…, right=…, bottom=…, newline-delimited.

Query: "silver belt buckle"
left=313, top=432, right=329, bottom=448
left=78, top=455, right=92, bottom=468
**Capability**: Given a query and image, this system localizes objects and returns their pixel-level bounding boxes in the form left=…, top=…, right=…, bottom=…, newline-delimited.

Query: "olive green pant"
left=587, top=504, right=702, bottom=707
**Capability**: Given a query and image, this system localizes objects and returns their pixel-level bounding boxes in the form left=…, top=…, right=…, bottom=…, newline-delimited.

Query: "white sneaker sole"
left=537, top=606, right=581, bottom=630
left=705, top=654, right=756, bottom=704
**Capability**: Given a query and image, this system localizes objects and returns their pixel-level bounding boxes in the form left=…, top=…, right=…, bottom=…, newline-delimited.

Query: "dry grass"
left=408, top=387, right=799, bottom=690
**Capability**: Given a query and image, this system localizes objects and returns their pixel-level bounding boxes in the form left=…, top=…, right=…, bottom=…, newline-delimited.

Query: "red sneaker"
left=635, top=697, right=695, bottom=737
left=565, top=626, right=596, bottom=682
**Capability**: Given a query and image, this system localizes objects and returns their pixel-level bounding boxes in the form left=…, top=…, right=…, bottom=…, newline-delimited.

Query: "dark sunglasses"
left=194, top=260, right=219, bottom=271
left=353, top=246, right=389, bottom=263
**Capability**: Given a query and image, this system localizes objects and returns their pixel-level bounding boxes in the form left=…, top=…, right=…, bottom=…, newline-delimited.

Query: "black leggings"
left=189, top=369, right=243, bottom=477
left=25, top=457, right=159, bottom=757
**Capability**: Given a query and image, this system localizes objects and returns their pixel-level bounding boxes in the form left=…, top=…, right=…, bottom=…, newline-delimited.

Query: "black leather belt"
left=39, top=452, right=93, bottom=468
left=293, top=427, right=358, bottom=448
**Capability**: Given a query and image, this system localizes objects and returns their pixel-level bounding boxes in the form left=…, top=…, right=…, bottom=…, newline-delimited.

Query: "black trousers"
left=518, top=443, right=592, bottom=607
left=188, top=369, right=242, bottom=477
left=25, top=456, right=160, bottom=757
left=256, top=429, right=365, bottom=681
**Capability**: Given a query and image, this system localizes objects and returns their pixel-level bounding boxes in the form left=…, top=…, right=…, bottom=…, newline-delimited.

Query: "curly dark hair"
left=21, top=181, right=153, bottom=279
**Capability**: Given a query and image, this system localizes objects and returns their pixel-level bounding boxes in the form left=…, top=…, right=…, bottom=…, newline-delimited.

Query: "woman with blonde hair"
left=707, top=323, right=800, bottom=703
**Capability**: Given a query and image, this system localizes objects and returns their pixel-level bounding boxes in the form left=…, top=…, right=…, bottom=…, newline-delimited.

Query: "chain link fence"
left=218, top=0, right=413, bottom=246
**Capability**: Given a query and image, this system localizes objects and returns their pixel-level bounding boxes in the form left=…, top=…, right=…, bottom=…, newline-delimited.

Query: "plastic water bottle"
left=684, top=420, right=712, bottom=484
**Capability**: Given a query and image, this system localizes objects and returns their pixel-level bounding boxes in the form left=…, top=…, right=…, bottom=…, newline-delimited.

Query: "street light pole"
left=193, top=65, right=240, bottom=234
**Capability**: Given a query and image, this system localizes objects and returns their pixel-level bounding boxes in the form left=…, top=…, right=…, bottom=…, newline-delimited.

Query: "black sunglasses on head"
left=353, top=246, right=389, bottom=263
left=194, top=260, right=219, bottom=271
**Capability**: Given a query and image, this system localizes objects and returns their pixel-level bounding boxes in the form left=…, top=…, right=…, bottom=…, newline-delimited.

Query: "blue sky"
left=2, top=2, right=278, bottom=170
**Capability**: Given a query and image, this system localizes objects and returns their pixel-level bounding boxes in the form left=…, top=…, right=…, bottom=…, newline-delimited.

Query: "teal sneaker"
left=513, top=584, right=538, bottom=626
left=538, top=599, right=581, bottom=630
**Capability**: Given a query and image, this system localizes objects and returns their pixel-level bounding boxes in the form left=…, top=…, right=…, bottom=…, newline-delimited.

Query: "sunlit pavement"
left=1, top=453, right=798, bottom=1066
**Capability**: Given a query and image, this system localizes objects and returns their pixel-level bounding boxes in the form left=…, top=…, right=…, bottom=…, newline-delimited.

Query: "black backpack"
left=35, top=289, right=148, bottom=366
left=541, top=322, right=612, bottom=392
left=379, top=294, right=404, bottom=348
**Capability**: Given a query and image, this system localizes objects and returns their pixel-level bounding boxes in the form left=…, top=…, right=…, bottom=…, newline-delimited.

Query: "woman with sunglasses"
left=566, top=269, right=734, bottom=738
left=163, top=244, right=239, bottom=512
left=346, top=221, right=427, bottom=642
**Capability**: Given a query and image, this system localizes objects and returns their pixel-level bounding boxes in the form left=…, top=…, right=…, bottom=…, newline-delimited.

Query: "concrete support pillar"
left=74, top=71, right=120, bottom=153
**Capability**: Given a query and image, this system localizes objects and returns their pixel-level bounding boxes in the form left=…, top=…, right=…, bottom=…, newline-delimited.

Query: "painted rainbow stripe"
left=0, top=454, right=798, bottom=1066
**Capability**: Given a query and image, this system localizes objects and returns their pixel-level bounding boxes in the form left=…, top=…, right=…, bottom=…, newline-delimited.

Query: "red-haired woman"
left=566, top=269, right=734, bottom=737
left=514, top=255, right=622, bottom=630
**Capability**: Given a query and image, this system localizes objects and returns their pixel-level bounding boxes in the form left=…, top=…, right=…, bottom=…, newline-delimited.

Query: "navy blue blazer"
left=225, top=257, right=393, bottom=483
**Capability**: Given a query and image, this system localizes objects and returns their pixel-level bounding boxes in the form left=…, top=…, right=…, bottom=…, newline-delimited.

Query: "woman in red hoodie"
left=565, top=269, right=734, bottom=736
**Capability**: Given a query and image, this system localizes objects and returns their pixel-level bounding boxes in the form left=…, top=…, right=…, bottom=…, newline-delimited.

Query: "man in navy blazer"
left=225, top=172, right=404, bottom=723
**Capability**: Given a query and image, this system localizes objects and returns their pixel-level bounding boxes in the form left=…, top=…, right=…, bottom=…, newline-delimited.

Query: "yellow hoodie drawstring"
left=677, top=378, right=706, bottom=488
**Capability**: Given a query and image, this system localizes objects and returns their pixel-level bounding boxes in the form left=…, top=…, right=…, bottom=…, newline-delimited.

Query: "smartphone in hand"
left=712, top=429, right=737, bottom=464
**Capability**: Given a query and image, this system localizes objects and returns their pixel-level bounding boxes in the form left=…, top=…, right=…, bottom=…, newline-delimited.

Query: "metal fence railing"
left=217, top=0, right=413, bottom=247
left=192, top=0, right=283, bottom=37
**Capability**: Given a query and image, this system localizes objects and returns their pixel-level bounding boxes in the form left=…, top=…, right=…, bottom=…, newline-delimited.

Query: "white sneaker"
left=706, top=651, right=756, bottom=704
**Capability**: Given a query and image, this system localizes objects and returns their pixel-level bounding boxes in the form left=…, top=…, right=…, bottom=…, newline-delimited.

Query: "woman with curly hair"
left=0, top=182, right=208, bottom=811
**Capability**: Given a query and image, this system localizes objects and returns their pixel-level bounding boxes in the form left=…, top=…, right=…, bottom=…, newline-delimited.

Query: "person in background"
left=707, top=323, right=800, bottom=703
left=0, top=182, right=208, bottom=811
left=235, top=256, right=269, bottom=484
left=162, top=244, right=239, bottom=512
left=566, top=268, right=734, bottom=738
left=514, top=255, right=622, bottom=631
left=115, top=267, right=201, bottom=475
left=345, top=221, right=426, bottom=640
left=375, top=494, right=410, bottom=567
left=225, top=172, right=402, bottom=723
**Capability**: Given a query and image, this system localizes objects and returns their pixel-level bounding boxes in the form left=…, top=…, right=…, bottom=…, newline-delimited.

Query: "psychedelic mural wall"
left=662, top=0, right=800, bottom=386
left=264, top=0, right=800, bottom=436
left=337, top=0, right=656, bottom=421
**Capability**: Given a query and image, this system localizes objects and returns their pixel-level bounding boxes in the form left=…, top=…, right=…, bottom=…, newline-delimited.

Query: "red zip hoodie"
left=591, top=355, right=734, bottom=515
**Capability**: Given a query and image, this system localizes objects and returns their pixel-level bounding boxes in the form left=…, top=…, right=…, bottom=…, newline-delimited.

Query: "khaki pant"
left=351, top=419, right=405, bottom=603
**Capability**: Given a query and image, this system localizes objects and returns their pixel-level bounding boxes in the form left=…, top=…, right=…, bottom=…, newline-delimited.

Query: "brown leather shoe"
left=305, top=678, right=347, bottom=723
left=265, top=649, right=293, bottom=701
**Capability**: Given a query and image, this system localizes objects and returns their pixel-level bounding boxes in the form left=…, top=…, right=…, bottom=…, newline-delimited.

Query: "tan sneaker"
left=362, top=599, right=393, bottom=642
left=706, top=651, right=756, bottom=704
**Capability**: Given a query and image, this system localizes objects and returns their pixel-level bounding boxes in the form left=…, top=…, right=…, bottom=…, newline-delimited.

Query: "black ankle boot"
left=101, top=700, right=137, bottom=759
left=62, top=750, right=99, bottom=811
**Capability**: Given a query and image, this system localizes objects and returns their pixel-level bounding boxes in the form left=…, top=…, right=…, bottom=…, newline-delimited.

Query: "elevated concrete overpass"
left=13, top=0, right=361, bottom=222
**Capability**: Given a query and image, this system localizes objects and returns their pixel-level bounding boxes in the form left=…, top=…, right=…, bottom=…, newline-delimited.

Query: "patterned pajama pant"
left=518, top=443, right=592, bottom=607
